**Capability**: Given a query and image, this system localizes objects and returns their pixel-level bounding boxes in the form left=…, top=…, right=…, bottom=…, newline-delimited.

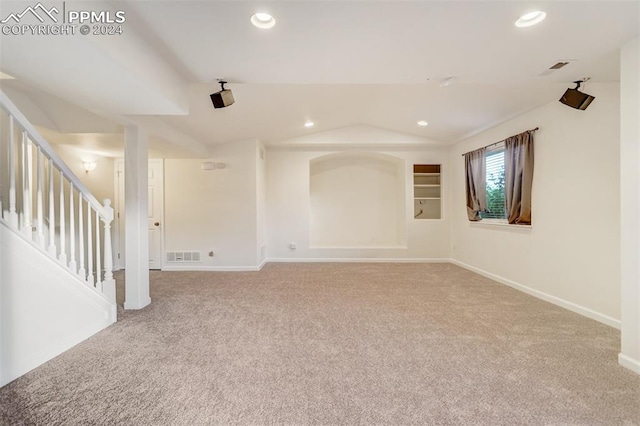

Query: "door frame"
left=113, top=158, right=165, bottom=271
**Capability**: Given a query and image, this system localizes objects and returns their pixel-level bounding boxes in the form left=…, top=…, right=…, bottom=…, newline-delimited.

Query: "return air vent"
left=166, top=251, right=201, bottom=262
left=539, top=60, right=575, bottom=76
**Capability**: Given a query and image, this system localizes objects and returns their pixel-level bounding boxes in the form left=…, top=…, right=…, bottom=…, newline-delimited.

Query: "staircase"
left=0, top=90, right=117, bottom=387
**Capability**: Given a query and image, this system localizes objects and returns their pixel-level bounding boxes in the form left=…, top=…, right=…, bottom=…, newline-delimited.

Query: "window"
left=464, top=129, right=534, bottom=225
left=481, top=143, right=507, bottom=220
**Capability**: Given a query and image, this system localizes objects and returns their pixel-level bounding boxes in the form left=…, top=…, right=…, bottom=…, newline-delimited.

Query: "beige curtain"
left=465, top=148, right=486, bottom=221
left=505, top=131, right=534, bottom=224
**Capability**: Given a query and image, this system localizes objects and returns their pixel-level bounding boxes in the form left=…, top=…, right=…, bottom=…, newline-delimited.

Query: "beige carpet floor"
left=1, top=263, right=639, bottom=425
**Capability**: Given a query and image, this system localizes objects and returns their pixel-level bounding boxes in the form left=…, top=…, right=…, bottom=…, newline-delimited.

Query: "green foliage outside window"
left=482, top=167, right=506, bottom=220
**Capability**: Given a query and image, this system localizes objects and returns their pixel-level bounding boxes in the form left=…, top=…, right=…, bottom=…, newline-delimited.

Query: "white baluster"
left=101, top=199, right=116, bottom=303
left=8, top=115, right=18, bottom=228
left=20, top=134, right=24, bottom=228
left=36, top=146, right=45, bottom=248
left=95, top=208, right=102, bottom=288
left=22, top=132, right=32, bottom=239
left=59, top=172, right=67, bottom=266
left=78, top=196, right=86, bottom=280
left=47, top=159, right=56, bottom=257
left=69, top=183, right=77, bottom=273
left=87, top=203, right=94, bottom=287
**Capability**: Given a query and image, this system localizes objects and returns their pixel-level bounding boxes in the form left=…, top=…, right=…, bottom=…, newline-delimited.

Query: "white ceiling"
left=0, top=0, right=638, bottom=156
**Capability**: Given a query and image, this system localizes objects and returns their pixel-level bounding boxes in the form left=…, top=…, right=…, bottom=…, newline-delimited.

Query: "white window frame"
left=482, top=142, right=507, bottom=223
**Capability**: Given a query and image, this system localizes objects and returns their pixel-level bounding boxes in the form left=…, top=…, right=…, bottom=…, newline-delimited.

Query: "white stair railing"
left=0, top=90, right=116, bottom=304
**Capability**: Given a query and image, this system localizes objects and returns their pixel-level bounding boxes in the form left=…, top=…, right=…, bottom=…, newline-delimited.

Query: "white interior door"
left=147, top=161, right=163, bottom=269
left=115, top=159, right=164, bottom=270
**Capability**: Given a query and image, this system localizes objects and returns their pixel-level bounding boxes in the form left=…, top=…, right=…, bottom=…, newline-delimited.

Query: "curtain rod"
left=461, top=127, right=539, bottom=157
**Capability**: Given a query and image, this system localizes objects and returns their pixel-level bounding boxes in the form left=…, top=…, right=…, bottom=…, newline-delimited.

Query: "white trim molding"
left=162, top=265, right=263, bottom=272
left=469, top=221, right=532, bottom=232
left=258, top=258, right=268, bottom=270
left=267, top=258, right=451, bottom=264
left=618, top=353, right=640, bottom=375
left=450, top=258, right=621, bottom=329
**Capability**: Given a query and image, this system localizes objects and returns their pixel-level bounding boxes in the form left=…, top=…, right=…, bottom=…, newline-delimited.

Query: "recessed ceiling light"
left=251, top=12, right=276, bottom=29
left=417, top=120, right=429, bottom=127
left=515, top=11, right=546, bottom=28
left=304, top=121, right=315, bottom=128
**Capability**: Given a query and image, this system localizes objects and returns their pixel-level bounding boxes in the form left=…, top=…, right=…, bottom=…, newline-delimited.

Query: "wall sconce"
left=83, top=161, right=97, bottom=173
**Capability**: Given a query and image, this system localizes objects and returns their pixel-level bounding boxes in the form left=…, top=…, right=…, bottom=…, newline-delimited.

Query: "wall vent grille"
left=166, top=251, right=201, bottom=262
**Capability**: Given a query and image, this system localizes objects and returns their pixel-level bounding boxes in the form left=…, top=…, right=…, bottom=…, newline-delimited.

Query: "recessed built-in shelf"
left=413, top=164, right=441, bottom=219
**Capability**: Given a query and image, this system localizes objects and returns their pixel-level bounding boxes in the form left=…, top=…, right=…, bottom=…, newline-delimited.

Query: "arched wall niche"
left=309, top=151, right=407, bottom=248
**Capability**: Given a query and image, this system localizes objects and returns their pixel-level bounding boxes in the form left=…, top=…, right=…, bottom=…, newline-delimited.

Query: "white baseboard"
left=161, top=258, right=447, bottom=270
left=258, top=258, right=268, bottom=270
left=162, top=265, right=262, bottom=272
left=124, top=296, right=151, bottom=310
left=618, top=353, right=640, bottom=375
left=450, top=258, right=621, bottom=329
left=266, top=257, right=450, bottom=263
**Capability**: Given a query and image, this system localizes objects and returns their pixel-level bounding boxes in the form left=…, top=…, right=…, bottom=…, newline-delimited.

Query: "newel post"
left=101, top=199, right=116, bottom=305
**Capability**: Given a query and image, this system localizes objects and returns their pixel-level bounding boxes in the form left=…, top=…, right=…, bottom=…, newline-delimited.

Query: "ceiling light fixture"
left=515, top=11, right=546, bottom=27
left=417, top=120, right=429, bottom=127
left=304, top=121, right=315, bottom=128
left=251, top=12, right=276, bottom=29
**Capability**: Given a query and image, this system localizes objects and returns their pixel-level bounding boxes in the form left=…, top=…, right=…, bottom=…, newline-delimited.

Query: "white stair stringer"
left=0, top=219, right=117, bottom=387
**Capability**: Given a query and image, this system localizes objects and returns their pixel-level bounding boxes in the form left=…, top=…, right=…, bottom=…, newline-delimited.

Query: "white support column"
left=620, top=37, right=640, bottom=376
left=124, top=125, right=150, bottom=310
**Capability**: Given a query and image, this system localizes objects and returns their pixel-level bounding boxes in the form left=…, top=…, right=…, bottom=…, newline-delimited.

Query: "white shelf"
left=413, top=164, right=442, bottom=220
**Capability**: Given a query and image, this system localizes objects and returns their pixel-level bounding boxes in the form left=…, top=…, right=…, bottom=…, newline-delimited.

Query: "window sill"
left=310, top=245, right=408, bottom=250
left=470, top=220, right=532, bottom=232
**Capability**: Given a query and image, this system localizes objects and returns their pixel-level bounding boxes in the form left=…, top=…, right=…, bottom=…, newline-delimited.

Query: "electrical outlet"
left=209, top=251, right=214, bottom=257
left=289, top=243, right=296, bottom=250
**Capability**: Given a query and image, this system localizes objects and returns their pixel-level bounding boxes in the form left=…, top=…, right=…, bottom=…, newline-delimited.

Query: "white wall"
left=54, top=145, right=115, bottom=205
left=163, top=139, right=260, bottom=270
left=0, top=222, right=115, bottom=387
left=267, top=128, right=450, bottom=260
left=619, top=37, right=640, bottom=374
left=450, top=83, right=621, bottom=326
left=309, top=152, right=405, bottom=247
